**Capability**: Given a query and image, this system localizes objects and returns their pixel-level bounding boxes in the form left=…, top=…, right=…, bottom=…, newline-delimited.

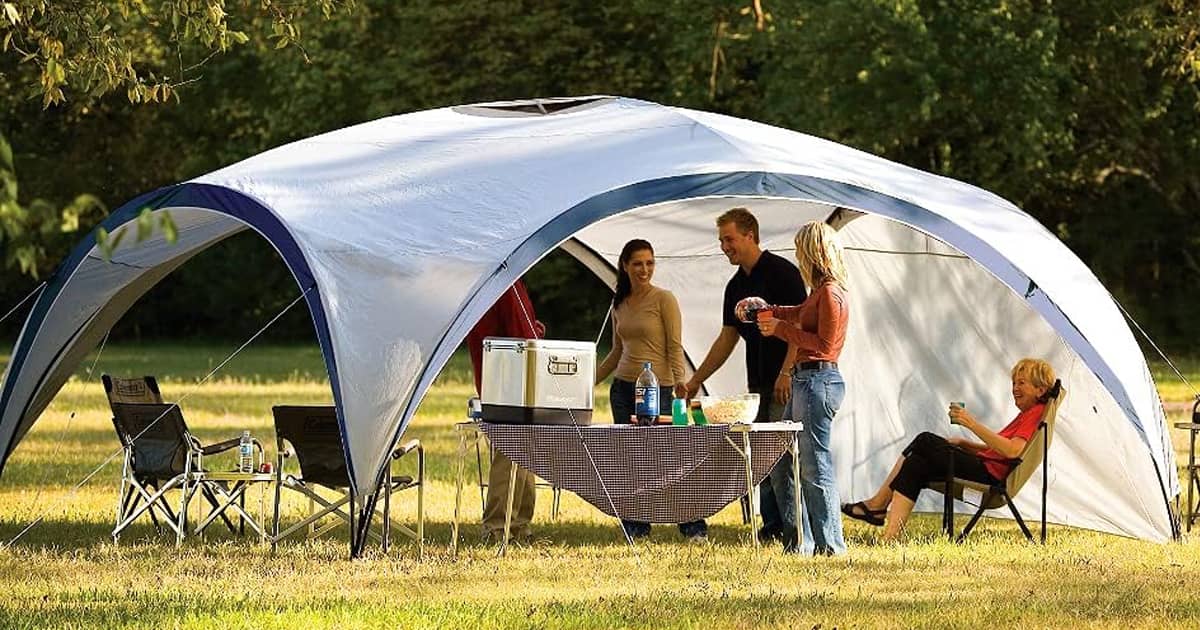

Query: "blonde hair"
left=1011, top=358, right=1063, bottom=426
left=1011, top=358, right=1056, bottom=392
left=793, top=221, right=848, bottom=288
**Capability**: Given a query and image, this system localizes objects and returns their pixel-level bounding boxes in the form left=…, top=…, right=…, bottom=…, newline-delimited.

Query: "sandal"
left=841, top=501, right=886, bottom=526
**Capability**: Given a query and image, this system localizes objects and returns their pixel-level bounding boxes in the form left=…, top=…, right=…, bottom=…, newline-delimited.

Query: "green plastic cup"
left=671, top=398, right=688, bottom=425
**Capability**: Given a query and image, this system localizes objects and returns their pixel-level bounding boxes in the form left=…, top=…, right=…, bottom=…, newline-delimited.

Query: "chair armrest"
left=392, top=439, right=421, bottom=459
left=201, top=437, right=242, bottom=456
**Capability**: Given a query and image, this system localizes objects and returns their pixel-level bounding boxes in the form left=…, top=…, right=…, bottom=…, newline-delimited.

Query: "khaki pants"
left=482, top=449, right=536, bottom=536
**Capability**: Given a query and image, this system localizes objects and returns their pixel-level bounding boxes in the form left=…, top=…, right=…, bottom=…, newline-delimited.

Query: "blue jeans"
left=609, top=378, right=708, bottom=539
left=757, top=395, right=797, bottom=536
left=786, top=367, right=846, bottom=555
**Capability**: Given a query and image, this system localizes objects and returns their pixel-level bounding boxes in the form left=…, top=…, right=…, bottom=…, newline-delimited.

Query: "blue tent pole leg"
left=350, top=487, right=383, bottom=558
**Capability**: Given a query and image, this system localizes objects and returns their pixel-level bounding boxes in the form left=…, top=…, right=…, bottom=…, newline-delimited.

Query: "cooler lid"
left=525, top=339, right=596, bottom=352
left=483, top=337, right=527, bottom=351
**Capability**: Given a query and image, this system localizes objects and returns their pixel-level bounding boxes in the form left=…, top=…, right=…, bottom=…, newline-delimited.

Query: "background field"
left=0, top=344, right=1198, bottom=629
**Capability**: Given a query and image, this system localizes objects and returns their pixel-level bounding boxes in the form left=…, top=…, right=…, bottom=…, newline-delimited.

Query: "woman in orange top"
left=758, top=221, right=849, bottom=554
left=842, top=358, right=1060, bottom=541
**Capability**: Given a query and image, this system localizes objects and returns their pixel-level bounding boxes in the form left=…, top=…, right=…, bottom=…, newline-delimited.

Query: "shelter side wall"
left=837, top=215, right=1172, bottom=541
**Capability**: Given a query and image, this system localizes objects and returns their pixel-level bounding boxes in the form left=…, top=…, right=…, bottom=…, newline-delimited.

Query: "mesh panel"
left=111, top=402, right=189, bottom=478
left=272, top=406, right=349, bottom=488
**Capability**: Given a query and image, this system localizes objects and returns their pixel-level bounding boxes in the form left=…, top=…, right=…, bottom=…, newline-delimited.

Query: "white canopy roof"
left=0, top=96, right=1176, bottom=541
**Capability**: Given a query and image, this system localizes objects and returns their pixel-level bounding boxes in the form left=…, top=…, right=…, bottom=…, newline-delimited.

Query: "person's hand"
left=773, top=372, right=791, bottom=405
left=948, top=404, right=975, bottom=427
left=683, top=379, right=701, bottom=402
left=757, top=317, right=780, bottom=338
left=673, top=383, right=688, bottom=400
left=533, top=320, right=546, bottom=338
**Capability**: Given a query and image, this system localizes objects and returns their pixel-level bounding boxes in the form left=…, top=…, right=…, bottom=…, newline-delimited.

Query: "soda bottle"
left=239, top=431, right=254, bottom=473
left=634, top=362, right=659, bottom=426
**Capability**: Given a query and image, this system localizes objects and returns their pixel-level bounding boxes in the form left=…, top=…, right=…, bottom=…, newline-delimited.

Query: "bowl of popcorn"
left=695, top=393, right=760, bottom=424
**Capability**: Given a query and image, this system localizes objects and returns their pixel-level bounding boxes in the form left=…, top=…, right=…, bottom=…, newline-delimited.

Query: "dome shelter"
left=0, top=97, right=1177, bottom=555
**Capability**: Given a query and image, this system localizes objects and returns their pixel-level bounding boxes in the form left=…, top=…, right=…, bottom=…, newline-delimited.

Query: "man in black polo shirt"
left=684, top=207, right=807, bottom=545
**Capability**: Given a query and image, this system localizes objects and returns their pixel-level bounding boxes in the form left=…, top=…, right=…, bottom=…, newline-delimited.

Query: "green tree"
left=2, top=1, right=1196, bottom=350
left=749, top=0, right=1198, bottom=348
left=0, top=0, right=353, bottom=277
left=0, top=132, right=104, bottom=277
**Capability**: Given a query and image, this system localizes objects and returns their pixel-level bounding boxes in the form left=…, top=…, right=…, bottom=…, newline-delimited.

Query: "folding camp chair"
left=104, top=375, right=259, bottom=544
left=269, top=405, right=424, bottom=552
left=108, top=400, right=261, bottom=544
left=929, top=384, right=1065, bottom=543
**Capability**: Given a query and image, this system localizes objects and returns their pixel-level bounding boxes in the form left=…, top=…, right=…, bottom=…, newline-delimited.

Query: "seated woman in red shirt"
left=841, top=358, right=1060, bottom=542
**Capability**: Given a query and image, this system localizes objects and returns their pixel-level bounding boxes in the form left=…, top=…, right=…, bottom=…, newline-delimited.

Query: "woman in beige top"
left=594, top=238, right=705, bottom=541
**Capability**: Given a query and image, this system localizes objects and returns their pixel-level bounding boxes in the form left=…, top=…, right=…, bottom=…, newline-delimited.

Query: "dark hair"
left=716, top=207, right=759, bottom=243
left=613, top=239, right=654, bottom=309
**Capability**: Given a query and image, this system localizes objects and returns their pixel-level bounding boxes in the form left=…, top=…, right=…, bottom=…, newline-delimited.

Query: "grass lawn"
left=0, top=344, right=1198, bottom=629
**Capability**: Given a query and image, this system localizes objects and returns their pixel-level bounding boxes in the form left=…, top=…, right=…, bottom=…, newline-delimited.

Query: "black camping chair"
left=928, top=384, right=1065, bottom=543
left=104, top=375, right=252, bottom=544
left=270, top=405, right=424, bottom=552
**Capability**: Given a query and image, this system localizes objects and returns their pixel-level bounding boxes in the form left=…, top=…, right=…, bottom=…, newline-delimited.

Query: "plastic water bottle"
left=634, top=362, right=659, bottom=426
left=239, top=431, right=254, bottom=473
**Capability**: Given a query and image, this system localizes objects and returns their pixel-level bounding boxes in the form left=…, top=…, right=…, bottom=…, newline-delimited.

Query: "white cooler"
left=480, top=337, right=595, bottom=425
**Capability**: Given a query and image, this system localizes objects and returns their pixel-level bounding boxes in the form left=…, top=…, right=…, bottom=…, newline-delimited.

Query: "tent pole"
left=1041, top=423, right=1048, bottom=544
left=348, top=490, right=357, bottom=559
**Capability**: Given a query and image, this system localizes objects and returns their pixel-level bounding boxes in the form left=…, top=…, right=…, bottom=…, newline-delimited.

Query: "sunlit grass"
left=0, top=345, right=1198, bottom=628
left=1152, top=355, right=1200, bottom=409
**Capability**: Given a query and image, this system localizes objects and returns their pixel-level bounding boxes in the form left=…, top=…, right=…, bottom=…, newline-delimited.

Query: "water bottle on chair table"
left=239, top=430, right=254, bottom=472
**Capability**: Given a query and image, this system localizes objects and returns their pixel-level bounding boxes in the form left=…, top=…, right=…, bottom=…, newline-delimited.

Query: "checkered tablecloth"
left=479, top=423, right=795, bottom=523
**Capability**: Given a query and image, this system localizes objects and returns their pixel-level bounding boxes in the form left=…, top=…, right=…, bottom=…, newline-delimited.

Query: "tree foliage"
left=0, top=0, right=352, bottom=106
left=0, top=131, right=104, bottom=276
left=0, top=0, right=353, bottom=277
left=1, top=1, right=1197, bottom=350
